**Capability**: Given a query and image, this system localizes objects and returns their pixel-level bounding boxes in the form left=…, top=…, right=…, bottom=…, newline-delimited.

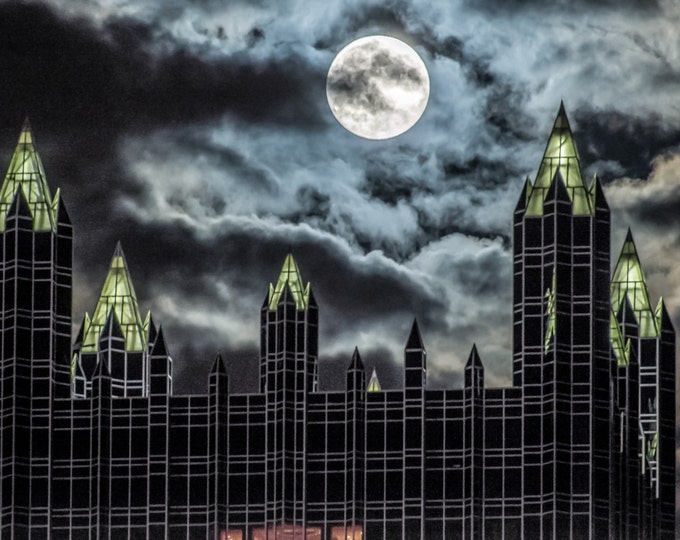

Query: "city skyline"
left=0, top=103, right=674, bottom=538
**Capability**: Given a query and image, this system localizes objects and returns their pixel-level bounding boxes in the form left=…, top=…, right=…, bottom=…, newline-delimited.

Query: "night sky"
left=0, top=0, right=679, bottom=417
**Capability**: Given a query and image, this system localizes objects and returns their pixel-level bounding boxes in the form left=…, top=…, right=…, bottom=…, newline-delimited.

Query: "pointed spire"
left=145, top=311, right=157, bottom=346
left=267, top=252, right=310, bottom=311
left=150, top=326, right=168, bottom=357
left=464, top=344, right=484, bottom=391
left=588, top=174, right=610, bottom=211
left=21, top=117, right=31, bottom=133
left=92, top=356, right=111, bottom=379
left=610, top=310, right=631, bottom=367
left=654, top=297, right=675, bottom=332
left=348, top=346, right=364, bottom=370
left=525, top=103, right=592, bottom=216
left=465, top=343, right=483, bottom=368
left=367, top=368, right=382, bottom=392
left=210, top=353, right=227, bottom=375
left=611, top=229, right=658, bottom=337
left=99, top=309, right=125, bottom=344
left=514, top=177, right=532, bottom=213
left=405, top=319, right=425, bottom=350
left=0, top=121, right=57, bottom=231
left=81, top=244, right=148, bottom=352
left=149, top=326, right=172, bottom=396
left=543, top=169, right=572, bottom=209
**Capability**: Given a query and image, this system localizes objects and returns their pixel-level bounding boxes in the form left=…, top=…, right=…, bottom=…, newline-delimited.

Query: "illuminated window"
left=251, top=524, right=322, bottom=540
left=220, top=530, right=243, bottom=540
left=330, top=525, right=363, bottom=540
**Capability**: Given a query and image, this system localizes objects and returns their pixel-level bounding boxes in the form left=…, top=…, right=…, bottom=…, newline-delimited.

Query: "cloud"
left=465, top=0, right=661, bottom=13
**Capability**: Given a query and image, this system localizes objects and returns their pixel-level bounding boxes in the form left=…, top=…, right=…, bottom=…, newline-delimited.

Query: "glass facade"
left=0, top=107, right=676, bottom=539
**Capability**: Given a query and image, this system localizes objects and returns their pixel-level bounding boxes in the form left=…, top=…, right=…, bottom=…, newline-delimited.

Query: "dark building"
left=0, top=106, right=674, bottom=539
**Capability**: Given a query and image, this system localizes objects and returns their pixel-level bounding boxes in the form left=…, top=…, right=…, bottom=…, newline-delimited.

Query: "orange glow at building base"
left=330, top=525, right=363, bottom=540
left=220, top=530, right=243, bottom=540
left=251, top=524, right=322, bottom=540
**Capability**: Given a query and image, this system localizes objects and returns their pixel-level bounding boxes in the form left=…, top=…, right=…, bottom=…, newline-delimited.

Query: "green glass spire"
left=268, top=252, right=310, bottom=311
left=611, top=230, right=659, bottom=338
left=544, top=268, right=556, bottom=351
left=81, top=243, right=148, bottom=352
left=367, top=368, right=382, bottom=392
left=610, top=311, right=631, bottom=366
left=526, top=103, right=593, bottom=216
left=0, top=120, right=59, bottom=231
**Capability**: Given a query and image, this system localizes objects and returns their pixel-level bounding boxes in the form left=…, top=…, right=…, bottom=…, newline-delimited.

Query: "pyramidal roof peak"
left=611, top=229, right=658, bottom=337
left=0, top=121, right=57, bottom=232
left=367, top=368, right=382, bottom=392
left=624, top=227, right=634, bottom=243
left=406, top=318, right=425, bottom=350
left=81, top=244, right=148, bottom=353
left=554, top=100, right=569, bottom=129
left=525, top=102, right=592, bottom=216
left=268, top=252, right=310, bottom=311
left=113, top=239, right=124, bottom=257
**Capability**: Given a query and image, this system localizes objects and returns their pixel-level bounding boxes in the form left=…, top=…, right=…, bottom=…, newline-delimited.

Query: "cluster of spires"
left=0, top=108, right=667, bottom=393
left=0, top=119, right=64, bottom=232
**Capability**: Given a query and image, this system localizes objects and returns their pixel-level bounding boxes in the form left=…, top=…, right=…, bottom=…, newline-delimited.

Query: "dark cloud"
left=573, top=108, right=680, bottom=181
left=467, top=0, right=661, bottom=13
left=313, top=5, right=410, bottom=51
left=0, top=1, right=329, bottom=376
left=290, top=187, right=332, bottom=222
left=634, top=195, right=680, bottom=230
left=246, top=27, right=265, bottom=48
left=316, top=3, right=496, bottom=92
left=362, top=163, right=432, bottom=206
left=0, top=2, right=325, bottom=137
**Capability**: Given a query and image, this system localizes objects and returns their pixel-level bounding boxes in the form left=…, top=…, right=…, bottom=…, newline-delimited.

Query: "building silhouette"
left=0, top=106, right=675, bottom=539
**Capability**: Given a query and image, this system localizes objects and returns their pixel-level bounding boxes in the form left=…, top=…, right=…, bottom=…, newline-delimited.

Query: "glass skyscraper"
left=0, top=106, right=674, bottom=539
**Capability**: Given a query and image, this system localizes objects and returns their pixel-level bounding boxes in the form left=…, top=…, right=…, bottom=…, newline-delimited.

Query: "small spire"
left=348, top=346, right=364, bottom=370
left=624, top=227, right=633, bottom=244
left=92, top=356, right=111, bottom=379
left=21, top=117, right=31, bottom=133
left=405, top=318, right=425, bottom=350
left=99, top=309, right=125, bottom=343
left=367, top=368, right=382, bottom=392
left=555, top=100, right=569, bottom=129
left=465, top=343, right=483, bottom=368
left=514, top=177, right=532, bottom=213
left=150, top=326, right=168, bottom=357
left=210, top=353, right=227, bottom=374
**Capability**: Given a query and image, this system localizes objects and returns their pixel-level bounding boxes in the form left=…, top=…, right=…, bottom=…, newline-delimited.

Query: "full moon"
left=326, top=36, right=430, bottom=140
